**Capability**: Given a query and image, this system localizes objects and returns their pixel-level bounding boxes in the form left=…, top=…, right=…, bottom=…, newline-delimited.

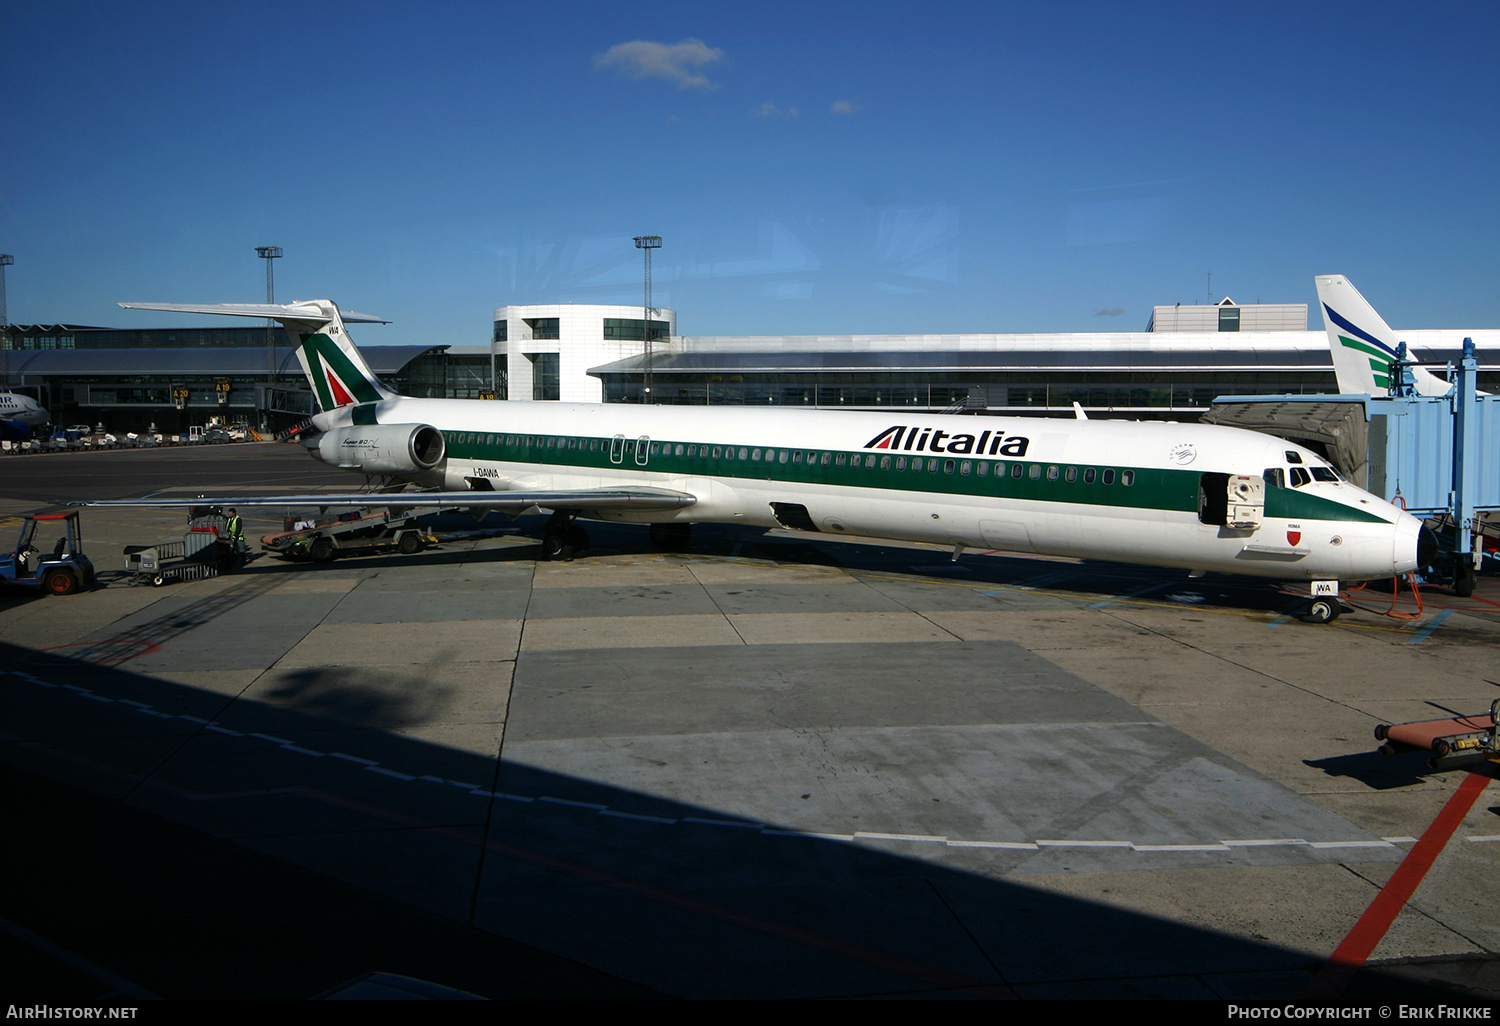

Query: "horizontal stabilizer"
left=119, top=301, right=389, bottom=323
left=121, top=298, right=397, bottom=411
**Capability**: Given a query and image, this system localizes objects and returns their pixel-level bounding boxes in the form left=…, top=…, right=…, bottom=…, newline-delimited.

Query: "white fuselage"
left=310, top=398, right=1426, bottom=583
left=0, top=392, right=48, bottom=426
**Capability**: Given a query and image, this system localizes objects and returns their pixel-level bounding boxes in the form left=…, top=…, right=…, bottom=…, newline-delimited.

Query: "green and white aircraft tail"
left=1315, top=275, right=1455, bottom=397
left=119, top=300, right=398, bottom=411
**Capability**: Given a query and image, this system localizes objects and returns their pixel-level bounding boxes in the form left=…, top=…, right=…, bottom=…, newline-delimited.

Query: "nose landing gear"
left=1297, top=581, right=1342, bottom=624
left=1300, top=597, right=1341, bottom=624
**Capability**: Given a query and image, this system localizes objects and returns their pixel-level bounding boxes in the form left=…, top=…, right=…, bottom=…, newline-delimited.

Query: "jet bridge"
left=1206, top=340, right=1497, bottom=594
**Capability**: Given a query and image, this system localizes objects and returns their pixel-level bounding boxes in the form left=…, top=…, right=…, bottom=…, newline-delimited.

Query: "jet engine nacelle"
left=314, top=423, right=446, bottom=476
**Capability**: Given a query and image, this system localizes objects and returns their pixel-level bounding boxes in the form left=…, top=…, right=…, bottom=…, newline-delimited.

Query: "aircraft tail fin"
left=1314, top=275, right=1452, bottom=396
left=120, top=301, right=399, bottom=412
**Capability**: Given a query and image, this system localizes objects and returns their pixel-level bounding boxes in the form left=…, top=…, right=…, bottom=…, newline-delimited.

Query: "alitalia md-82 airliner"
left=67, top=295, right=1436, bottom=624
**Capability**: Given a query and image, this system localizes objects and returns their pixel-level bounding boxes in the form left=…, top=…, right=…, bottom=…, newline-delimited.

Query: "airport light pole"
left=256, top=246, right=282, bottom=428
left=634, top=235, right=661, bottom=403
left=0, top=254, right=13, bottom=389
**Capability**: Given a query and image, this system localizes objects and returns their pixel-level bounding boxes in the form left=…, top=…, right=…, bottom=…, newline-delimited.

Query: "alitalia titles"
left=863, top=425, right=1030, bottom=457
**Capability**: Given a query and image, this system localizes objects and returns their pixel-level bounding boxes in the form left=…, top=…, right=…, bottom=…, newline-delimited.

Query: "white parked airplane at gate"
left=1, top=390, right=49, bottom=441
left=66, top=298, right=1437, bottom=623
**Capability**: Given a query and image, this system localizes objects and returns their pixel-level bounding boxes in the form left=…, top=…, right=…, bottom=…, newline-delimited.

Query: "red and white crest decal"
left=1286, top=527, right=1302, bottom=547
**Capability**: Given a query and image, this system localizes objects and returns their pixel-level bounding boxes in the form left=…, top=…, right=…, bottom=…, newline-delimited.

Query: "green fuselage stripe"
left=442, top=431, right=1386, bottom=524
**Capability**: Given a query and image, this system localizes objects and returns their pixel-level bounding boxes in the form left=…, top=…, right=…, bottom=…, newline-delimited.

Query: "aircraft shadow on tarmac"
left=0, top=637, right=1474, bottom=1002
left=221, top=512, right=1314, bottom=620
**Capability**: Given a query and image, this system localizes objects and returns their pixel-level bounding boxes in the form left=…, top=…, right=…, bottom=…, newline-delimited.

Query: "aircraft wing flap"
left=56, top=488, right=697, bottom=513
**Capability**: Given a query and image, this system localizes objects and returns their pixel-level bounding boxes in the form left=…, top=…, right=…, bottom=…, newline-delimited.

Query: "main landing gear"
left=541, top=512, right=590, bottom=562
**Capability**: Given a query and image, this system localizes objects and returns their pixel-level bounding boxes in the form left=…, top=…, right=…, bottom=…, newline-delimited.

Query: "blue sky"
left=4, top=0, right=1496, bottom=348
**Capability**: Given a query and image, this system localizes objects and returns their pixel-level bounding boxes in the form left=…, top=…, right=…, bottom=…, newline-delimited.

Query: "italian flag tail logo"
left=299, top=333, right=387, bottom=411
left=317, top=351, right=359, bottom=408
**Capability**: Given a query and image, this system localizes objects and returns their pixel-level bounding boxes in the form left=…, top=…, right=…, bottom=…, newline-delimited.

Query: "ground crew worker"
left=226, top=508, right=245, bottom=547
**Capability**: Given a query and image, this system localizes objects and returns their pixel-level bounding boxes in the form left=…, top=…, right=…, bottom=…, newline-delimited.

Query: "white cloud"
left=593, top=38, right=725, bottom=91
left=753, top=102, right=799, bottom=120
left=830, top=100, right=858, bottom=116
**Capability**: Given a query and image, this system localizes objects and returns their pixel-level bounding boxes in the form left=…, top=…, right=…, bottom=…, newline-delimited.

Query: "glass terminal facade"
left=591, top=346, right=1366, bottom=416
left=599, top=370, right=1340, bottom=410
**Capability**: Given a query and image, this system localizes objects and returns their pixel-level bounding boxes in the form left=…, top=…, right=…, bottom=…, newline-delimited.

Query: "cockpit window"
left=1285, top=451, right=1303, bottom=464
left=1263, top=468, right=1286, bottom=489
left=1310, top=467, right=1340, bottom=483
left=1289, top=467, right=1311, bottom=488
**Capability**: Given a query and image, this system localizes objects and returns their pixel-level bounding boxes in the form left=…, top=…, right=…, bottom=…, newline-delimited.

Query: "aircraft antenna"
left=256, top=246, right=282, bottom=428
left=634, top=235, right=661, bottom=403
left=0, top=254, right=12, bottom=389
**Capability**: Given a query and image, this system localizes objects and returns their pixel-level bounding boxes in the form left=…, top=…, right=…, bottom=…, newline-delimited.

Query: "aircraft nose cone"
left=1417, top=523, right=1439, bottom=570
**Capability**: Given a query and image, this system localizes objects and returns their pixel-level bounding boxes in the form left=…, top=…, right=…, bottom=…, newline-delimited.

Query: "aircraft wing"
left=56, top=488, right=697, bottom=514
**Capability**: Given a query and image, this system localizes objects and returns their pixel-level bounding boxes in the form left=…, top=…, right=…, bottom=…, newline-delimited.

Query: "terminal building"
left=2, top=324, right=451, bottom=433
left=495, top=299, right=1496, bottom=416
left=4, top=299, right=1495, bottom=433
